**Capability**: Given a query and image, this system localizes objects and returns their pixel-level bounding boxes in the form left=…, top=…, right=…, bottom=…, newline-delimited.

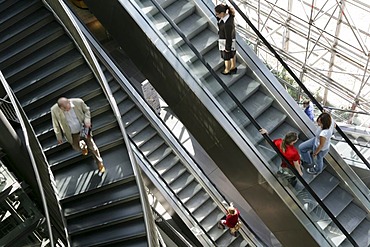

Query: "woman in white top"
left=299, top=112, right=335, bottom=175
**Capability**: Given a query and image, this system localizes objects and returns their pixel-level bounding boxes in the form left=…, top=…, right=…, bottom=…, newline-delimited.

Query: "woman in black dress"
left=215, top=4, right=236, bottom=75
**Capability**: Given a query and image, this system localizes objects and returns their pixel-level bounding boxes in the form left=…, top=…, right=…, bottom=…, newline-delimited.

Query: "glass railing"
left=127, top=0, right=359, bottom=245
left=223, top=0, right=370, bottom=175
left=69, top=4, right=267, bottom=245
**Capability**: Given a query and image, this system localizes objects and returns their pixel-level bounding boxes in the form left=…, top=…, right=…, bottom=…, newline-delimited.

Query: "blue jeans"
left=298, top=137, right=329, bottom=173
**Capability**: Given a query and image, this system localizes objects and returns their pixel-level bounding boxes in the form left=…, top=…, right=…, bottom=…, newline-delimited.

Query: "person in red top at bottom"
left=217, top=203, right=240, bottom=237
left=260, top=129, right=303, bottom=186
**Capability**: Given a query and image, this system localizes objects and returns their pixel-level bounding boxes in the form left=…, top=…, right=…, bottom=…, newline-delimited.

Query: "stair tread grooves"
left=54, top=145, right=133, bottom=200
left=68, top=199, right=143, bottom=234
left=153, top=0, right=194, bottom=28
left=131, top=125, right=158, bottom=146
left=193, top=201, right=218, bottom=221
left=177, top=181, right=203, bottom=202
left=40, top=111, right=117, bottom=151
left=63, top=181, right=139, bottom=216
left=161, top=162, right=187, bottom=182
left=152, top=151, right=179, bottom=168
left=169, top=171, right=194, bottom=193
left=20, top=70, right=94, bottom=107
left=70, top=218, right=146, bottom=246
left=334, top=203, right=367, bottom=233
left=0, top=0, right=39, bottom=22
left=4, top=35, right=73, bottom=78
left=310, top=171, right=339, bottom=199
left=125, top=116, right=150, bottom=137
left=0, top=22, right=63, bottom=65
left=29, top=84, right=101, bottom=123
left=185, top=190, right=211, bottom=210
left=47, top=124, right=121, bottom=166
left=243, top=107, right=286, bottom=144
left=323, top=187, right=353, bottom=216
left=138, top=135, right=165, bottom=152
left=0, top=8, right=51, bottom=43
left=12, top=50, right=84, bottom=92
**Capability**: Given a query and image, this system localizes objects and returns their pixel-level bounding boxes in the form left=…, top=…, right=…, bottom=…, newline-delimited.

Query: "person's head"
left=281, top=131, right=299, bottom=152
left=227, top=206, right=236, bottom=215
left=215, top=4, right=228, bottom=18
left=57, top=97, right=71, bottom=111
left=317, top=112, right=332, bottom=129
left=303, top=99, right=310, bottom=107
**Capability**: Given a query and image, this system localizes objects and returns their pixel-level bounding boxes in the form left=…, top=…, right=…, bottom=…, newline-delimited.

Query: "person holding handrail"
left=260, top=128, right=303, bottom=186
left=215, top=4, right=237, bottom=75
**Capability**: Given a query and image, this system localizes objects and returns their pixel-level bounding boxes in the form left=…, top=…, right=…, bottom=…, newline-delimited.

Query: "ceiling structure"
left=231, top=0, right=370, bottom=125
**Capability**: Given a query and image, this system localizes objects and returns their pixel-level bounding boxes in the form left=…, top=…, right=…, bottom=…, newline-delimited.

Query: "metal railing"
left=45, top=1, right=158, bottom=245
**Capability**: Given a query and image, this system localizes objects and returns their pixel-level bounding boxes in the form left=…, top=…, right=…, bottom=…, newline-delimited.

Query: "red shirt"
left=225, top=208, right=240, bottom=228
left=273, top=139, right=300, bottom=168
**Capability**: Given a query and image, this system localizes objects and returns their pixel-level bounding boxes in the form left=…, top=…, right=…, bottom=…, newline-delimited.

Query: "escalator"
left=75, top=13, right=263, bottom=246
left=0, top=0, right=150, bottom=246
left=84, top=0, right=370, bottom=246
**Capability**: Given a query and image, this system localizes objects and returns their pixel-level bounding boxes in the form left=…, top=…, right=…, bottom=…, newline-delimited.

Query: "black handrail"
left=147, top=0, right=358, bottom=245
left=226, top=0, right=370, bottom=172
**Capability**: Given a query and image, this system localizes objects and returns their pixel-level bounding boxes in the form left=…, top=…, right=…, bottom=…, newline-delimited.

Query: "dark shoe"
left=306, top=167, right=317, bottom=175
left=217, top=221, right=225, bottom=229
left=221, top=70, right=231, bottom=75
left=230, top=67, right=237, bottom=74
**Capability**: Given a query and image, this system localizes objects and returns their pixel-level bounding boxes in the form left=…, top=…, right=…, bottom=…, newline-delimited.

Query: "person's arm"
left=51, top=108, right=63, bottom=144
left=224, top=21, right=233, bottom=51
left=80, top=99, right=91, bottom=128
left=293, top=160, right=303, bottom=176
left=313, top=136, right=326, bottom=157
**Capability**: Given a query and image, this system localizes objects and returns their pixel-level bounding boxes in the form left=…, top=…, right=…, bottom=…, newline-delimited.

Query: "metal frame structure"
left=233, top=0, right=370, bottom=125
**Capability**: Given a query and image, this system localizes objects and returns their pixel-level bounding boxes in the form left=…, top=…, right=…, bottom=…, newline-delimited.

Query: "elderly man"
left=51, top=97, right=105, bottom=173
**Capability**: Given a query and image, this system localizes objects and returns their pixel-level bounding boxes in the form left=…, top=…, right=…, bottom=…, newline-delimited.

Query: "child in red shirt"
left=217, top=204, right=240, bottom=237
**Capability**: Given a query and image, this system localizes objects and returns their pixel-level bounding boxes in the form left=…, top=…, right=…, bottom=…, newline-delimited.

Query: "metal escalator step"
left=191, top=46, right=223, bottom=70
left=160, top=161, right=186, bottom=184
left=244, top=107, right=286, bottom=145
left=54, top=144, right=133, bottom=200
left=67, top=198, right=143, bottom=235
left=309, top=170, right=339, bottom=199
left=185, top=189, right=212, bottom=213
left=70, top=217, right=146, bottom=247
left=0, top=8, right=53, bottom=51
left=0, top=0, right=42, bottom=33
left=30, top=84, right=101, bottom=131
left=21, top=69, right=94, bottom=109
left=199, top=208, right=224, bottom=231
left=152, top=0, right=195, bottom=32
left=152, top=152, right=179, bottom=170
left=323, top=186, right=353, bottom=217
left=218, top=78, right=261, bottom=112
left=177, top=180, right=203, bottom=203
left=0, top=23, right=64, bottom=69
left=4, top=35, right=74, bottom=79
left=139, top=134, right=165, bottom=155
left=46, top=125, right=122, bottom=167
left=126, top=117, right=151, bottom=139
left=121, top=106, right=143, bottom=127
left=339, top=219, right=370, bottom=247
left=335, top=203, right=367, bottom=234
left=169, top=170, right=194, bottom=193
left=192, top=199, right=217, bottom=222
left=168, top=13, right=208, bottom=49
left=131, top=124, right=158, bottom=146
left=62, top=179, right=139, bottom=217
left=0, top=0, right=22, bottom=12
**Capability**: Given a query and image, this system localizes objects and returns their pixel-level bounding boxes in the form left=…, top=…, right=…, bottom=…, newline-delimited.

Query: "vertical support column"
left=323, top=0, right=345, bottom=105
